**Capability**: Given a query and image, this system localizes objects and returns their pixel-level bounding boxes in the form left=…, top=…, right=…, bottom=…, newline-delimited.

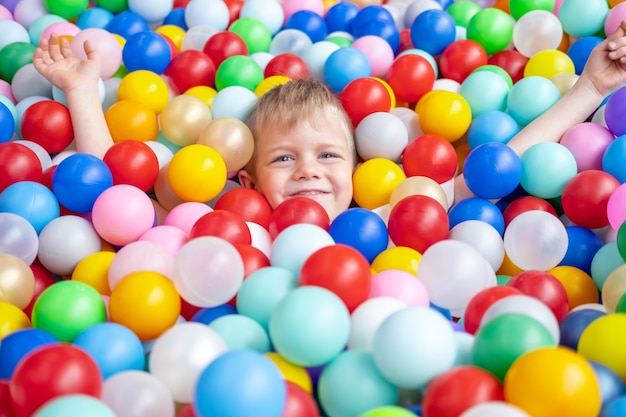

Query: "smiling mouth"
left=288, top=190, right=330, bottom=197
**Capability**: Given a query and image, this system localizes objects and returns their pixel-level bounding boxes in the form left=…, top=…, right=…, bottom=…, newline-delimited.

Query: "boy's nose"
left=294, top=158, right=321, bottom=179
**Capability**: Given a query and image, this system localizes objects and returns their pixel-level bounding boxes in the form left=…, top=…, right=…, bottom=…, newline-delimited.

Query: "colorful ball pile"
left=2, top=0, right=626, bottom=416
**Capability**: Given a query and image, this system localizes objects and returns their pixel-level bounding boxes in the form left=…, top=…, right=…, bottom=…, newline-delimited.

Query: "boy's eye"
left=272, top=155, right=292, bottom=163
left=320, top=153, right=336, bottom=159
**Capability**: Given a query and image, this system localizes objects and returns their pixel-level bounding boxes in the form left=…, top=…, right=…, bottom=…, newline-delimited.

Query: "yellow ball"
left=254, top=75, right=291, bottom=97
left=548, top=265, right=599, bottom=310
left=118, top=70, right=170, bottom=114
left=504, top=346, right=601, bottom=417
left=371, top=246, right=422, bottom=276
left=352, top=158, right=406, bottom=210
left=578, top=313, right=626, bottom=381
left=109, top=271, right=181, bottom=341
left=266, top=352, right=313, bottom=394
left=0, top=302, right=31, bottom=339
left=524, top=49, right=575, bottom=79
left=155, top=24, right=186, bottom=51
left=184, top=85, right=218, bottom=107
left=72, top=251, right=116, bottom=296
left=104, top=99, right=159, bottom=143
left=167, top=144, right=227, bottom=202
left=418, top=90, right=472, bottom=142
left=372, top=77, right=396, bottom=109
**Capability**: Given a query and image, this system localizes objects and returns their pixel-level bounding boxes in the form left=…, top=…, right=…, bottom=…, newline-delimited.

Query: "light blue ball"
left=318, top=350, right=398, bottom=417
left=460, top=70, right=510, bottom=117
left=558, top=0, right=608, bottom=37
left=184, top=0, right=230, bottom=30
left=210, top=86, right=258, bottom=122
left=591, top=242, right=625, bottom=291
left=239, top=0, right=285, bottom=35
left=372, top=306, right=457, bottom=389
left=324, top=46, right=371, bottom=92
left=0, top=181, right=60, bottom=234
left=301, top=40, right=340, bottom=80
left=73, top=322, right=145, bottom=380
left=270, top=223, right=335, bottom=276
left=76, top=7, right=115, bottom=29
left=269, top=28, right=313, bottom=56
left=507, top=76, right=560, bottom=126
left=28, top=14, right=67, bottom=45
left=602, top=135, right=626, bottom=183
left=34, top=395, right=116, bottom=417
left=0, top=19, right=30, bottom=51
left=209, top=314, right=272, bottom=353
left=520, top=141, right=578, bottom=199
left=467, top=110, right=520, bottom=149
left=236, top=266, right=298, bottom=331
left=269, top=286, right=350, bottom=367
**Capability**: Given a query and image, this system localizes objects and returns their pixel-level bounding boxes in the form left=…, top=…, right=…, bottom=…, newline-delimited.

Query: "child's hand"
left=581, top=20, right=626, bottom=97
left=33, top=33, right=102, bottom=94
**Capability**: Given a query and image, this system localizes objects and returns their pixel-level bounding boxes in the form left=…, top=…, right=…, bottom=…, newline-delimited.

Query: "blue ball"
left=0, top=101, right=15, bottom=143
left=194, top=350, right=287, bottom=417
left=601, top=396, right=626, bottom=417
left=410, top=9, right=456, bottom=56
left=352, top=17, right=400, bottom=53
left=602, top=135, right=626, bottom=183
left=122, top=30, right=172, bottom=74
left=76, top=7, right=115, bottom=29
left=463, top=142, right=522, bottom=200
left=467, top=110, right=520, bottom=149
left=51, top=153, right=113, bottom=214
left=448, top=197, right=505, bottom=235
left=350, top=5, right=394, bottom=31
left=163, top=7, right=188, bottom=30
left=590, top=360, right=626, bottom=407
left=191, top=304, right=238, bottom=325
left=559, top=225, right=603, bottom=274
left=284, top=10, right=328, bottom=43
left=0, top=181, right=60, bottom=234
left=329, top=207, right=388, bottom=263
left=558, top=308, right=605, bottom=350
left=324, top=47, right=371, bottom=92
left=73, top=322, right=145, bottom=379
left=567, top=36, right=603, bottom=75
left=0, top=328, right=58, bottom=378
left=106, top=10, right=150, bottom=39
left=325, top=1, right=359, bottom=33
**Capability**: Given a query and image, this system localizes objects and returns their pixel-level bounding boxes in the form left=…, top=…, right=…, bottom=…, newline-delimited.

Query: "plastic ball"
left=214, top=188, right=272, bottom=229
left=352, top=157, right=406, bottom=210
left=100, top=370, right=174, bottom=417
left=215, top=55, right=264, bottom=92
left=438, top=39, right=488, bottom=84
left=459, top=70, right=510, bottom=118
left=464, top=286, right=523, bottom=334
left=558, top=226, right=603, bottom=275
left=348, top=297, right=406, bottom=352
left=160, top=95, right=213, bottom=146
left=449, top=197, right=505, bottom=236
left=267, top=196, right=330, bottom=239
left=339, top=77, right=392, bottom=127
left=466, top=7, right=513, bottom=55
left=70, top=251, right=114, bottom=296
left=559, top=308, right=605, bottom=350
left=578, top=313, right=626, bottom=383
left=166, top=49, right=216, bottom=95
left=107, top=240, right=175, bottom=290
left=418, top=90, right=472, bottom=142
left=560, top=121, right=614, bottom=171
left=109, top=271, right=180, bottom=341
left=325, top=1, right=359, bottom=32
left=103, top=140, right=159, bottom=192
left=209, top=85, right=258, bottom=121
left=228, top=17, right=272, bottom=54
left=513, top=10, right=562, bottom=58
left=238, top=0, right=284, bottom=35
left=369, top=269, right=429, bottom=307
left=121, top=31, right=171, bottom=74
left=467, top=110, right=520, bottom=150
left=184, top=0, right=229, bottom=30
left=208, top=314, right=270, bottom=352
left=263, top=52, right=309, bottom=80
left=167, top=144, right=227, bottom=202
left=558, top=0, right=608, bottom=37
left=104, top=99, right=159, bottom=143
left=449, top=220, right=505, bottom=272
left=502, top=195, right=557, bottom=228
left=0, top=142, right=42, bottom=193
left=401, top=134, right=457, bottom=184
left=0, top=41, right=37, bottom=83
left=0, top=301, right=30, bottom=339
left=561, top=170, right=618, bottom=229
left=76, top=6, right=115, bottom=29
left=323, top=46, right=371, bottom=92
left=117, top=70, right=169, bottom=113
left=521, top=141, right=578, bottom=199
left=608, top=183, right=626, bottom=231
left=603, top=135, right=626, bottom=183
left=590, top=360, right=626, bottom=408
left=506, top=270, right=569, bottom=322
left=190, top=210, right=251, bottom=245
left=0, top=181, right=59, bottom=237
left=507, top=75, right=561, bottom=127
left=355, top=112, right=407, bottom=161
left=410, top=9, right=456, bottom=56
left=384, top=54, right=435, bottom=103
left=0, top=252, right=34, bottom=311
left=0, top=101, right=14, bottom=143
left=164, top=201, right=212, bottom=234
left=0, top=328, right=57, bottom=380
left=270, top=223, right=335, bottom=275
left=202, top=31, right=248, bottom=68
left=70, top=27, right=122, bottom=79
left=460, top=401, right=531, bottom=417
left=464, top=142, right=522, bottom=200
left=489, top=50, right=530, bottom=84
left=282, top=381, right=319, bottom=417
left=524, top=48, right=575, bottom=80
left=283, top=10, right=327, bottom=43
left=328, top=207, right=388, bottom=263
left=18, top=99, right=71, bottom=153
left=194, top=349, right=286, bottom=417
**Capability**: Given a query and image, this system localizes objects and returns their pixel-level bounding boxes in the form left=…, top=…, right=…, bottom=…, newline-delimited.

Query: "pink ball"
left=92, top=184, right=156, bottom=246
left=369, top=269, right=430, bottom=307
left=163, top=202, right=213, bottom=235
left=282, top=0, right=324, bottom=21
left=0, top=80, right=15, bottom=103
left=605, top=2, right=626, bottom=36
left=139, top=224, right=189, bottom=255
left=607, top=182, right=626, bottom=231
left=553, top=0, right=563, bottom=15
left=107, top=240, right=175, bottom=290
left=40, top=21, right=81, bottom=42
left=560, top=122, right=615, bottom=172
left=70, top=28, right=122, bottom=79
left=0, top=5, right=12, bottom=20
left=351, top=35, right=395, bottom=78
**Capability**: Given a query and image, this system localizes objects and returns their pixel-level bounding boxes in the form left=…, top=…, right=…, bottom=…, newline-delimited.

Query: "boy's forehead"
left=256, top=116, right=352, bottom=149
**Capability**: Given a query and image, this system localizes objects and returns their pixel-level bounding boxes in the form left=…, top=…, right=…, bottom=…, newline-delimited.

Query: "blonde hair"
left=244, top=78, right=356, bottom=175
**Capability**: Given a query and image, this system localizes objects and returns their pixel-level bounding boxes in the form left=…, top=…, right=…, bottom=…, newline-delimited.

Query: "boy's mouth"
left=288, top=189, right=330, bottom=197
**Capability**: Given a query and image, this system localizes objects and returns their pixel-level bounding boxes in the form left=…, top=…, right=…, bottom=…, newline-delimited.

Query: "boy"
left=33, top=22, right=626, bottom=219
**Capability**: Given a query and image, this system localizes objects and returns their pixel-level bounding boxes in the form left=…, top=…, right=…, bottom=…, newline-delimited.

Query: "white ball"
left=448, top=220, right=505, bottom=271
left=239, top=0, right=285, bottom=35
left=348, top=296, right=407, bottom=351
left=184, top=0, right=230, bottom=30
left=301, top=41, right=340, bottom=80
left=355, top=112, right=409, bottom=161
left=101, top=370, right=176, bottom=417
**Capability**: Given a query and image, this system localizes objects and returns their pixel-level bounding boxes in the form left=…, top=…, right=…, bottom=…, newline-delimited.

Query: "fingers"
left=82, top=39, right=101, bottom=65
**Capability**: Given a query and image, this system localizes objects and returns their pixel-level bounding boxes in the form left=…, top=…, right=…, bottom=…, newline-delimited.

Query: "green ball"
left=509, top=0, right=556, bottom=20
left=472, top=64, right=513, bottom=88
left=496, top=274, right=512, bottom=286
left=43, top=0, right=89, bottom=19
left=32, top=281, right=107, bottom=343
left=228, top=17, right=272, bottom=54
left=215, top=55, right=264, bottom=92
left=446, top=0, right=482, bottom=28
left=471, top=313, right=555, bottom=381
left=357, top=406, right=417, bottom=417
left=326, top=36, right=353, bottom=48
left=96, top=0, right=128, bottom=13
left=616, top=220, right=626, bottom=262
left=0, top=42, right=37, bottom=83
left=616, top=292, right=626, bottom=313
left=467, top=8, right=514, bottom=56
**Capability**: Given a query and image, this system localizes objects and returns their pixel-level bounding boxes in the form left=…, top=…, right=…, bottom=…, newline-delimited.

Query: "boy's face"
left=238, top=114, right=355, bottom=221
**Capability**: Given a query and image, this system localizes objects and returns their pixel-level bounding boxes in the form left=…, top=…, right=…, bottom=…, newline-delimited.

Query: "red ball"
left=20, top=100, right=74, bottom=154
left=401, top=134, right=458, bottom=183
left=0, top=142, right=42, bottom=193
left=223, top=0, right=244, bottom=25
left=388, top=194, right=449, bottom=253
left=235, top=243, right=270, bottom=278
left=23, top=264, right=58, bottom=319
left=9, top=344, right=102, bottom=417
left=180, top=296, right=203, bottom=321
left=173, top=0, right=190, bottom=7
left=160, top=33, right=179, bottom=61
left=203, top=31, right=248, bottom=68
left=398, top=28, right=414, bottom=54
left=384, top=54, right=435, bottom=104
left=166, top=49, right=216, bottom=94
left=439, top=39, right=488, bottom=83
left=176, top=404, right=197, bottom=417
left=103, top=140, right=160, bottom=192
left=340, top=77, right=393, bottom=127
left=488, top=50, right=529, bottom=84
left=507, top=270, right=570, bottom=322
left=561, top=170, right=619, bottom=230
left=214, top=187, right=273, bottom=230
left=502, top=195, right=558, bottom=228
left=299, top=244, right=371, bottom=312
left=0, top=380, right=17, bottom=417
left=421, top=365, right=504, bottom=417
left=463, top=286, right=524, bottom=334
left=268, top=196, right=330, bottom=239
left=263, top=53, right=310, bottom=80
left=189, top=209, right=252, bottom=245
left=282, top=381, right=319, bottom=417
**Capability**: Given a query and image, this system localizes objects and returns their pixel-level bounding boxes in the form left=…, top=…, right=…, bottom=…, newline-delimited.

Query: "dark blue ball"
left=106, top=10, right=150, bottom=39
left=191, top=304, right=238, bottom=325
left=0, top=328, right=58, bottom=379
left=448, top=197, right=505, bottom=236
left=122, top=30, right=172, bottom=74
left=329, top=207, right=388, bottom=263
left=559, top=308, right=605, bottom=350
left=410, top=9, right=456, bottom=56
left=325, top=1, right=359, bottom=33
left=284, top=10, right=328, bottom=43
left=567, top=36, right=603, bottom=75
left=163, top=7, right=188, bottom=30
left=463, top=142, right=522, bottom=200
left=559, top=225, right=603, bottom=274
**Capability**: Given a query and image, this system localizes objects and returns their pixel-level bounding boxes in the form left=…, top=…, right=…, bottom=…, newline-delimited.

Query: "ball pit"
left=2, top=0, right=626, bottom=415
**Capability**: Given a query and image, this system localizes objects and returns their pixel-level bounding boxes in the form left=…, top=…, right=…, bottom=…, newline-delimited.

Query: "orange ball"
left=104, top=99, right=159, bottom=142
left=548, top=265, right=599, bottom=310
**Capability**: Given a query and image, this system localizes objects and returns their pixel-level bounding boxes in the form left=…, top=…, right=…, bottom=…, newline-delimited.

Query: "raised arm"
left=33, top=33, right=114, bottom=158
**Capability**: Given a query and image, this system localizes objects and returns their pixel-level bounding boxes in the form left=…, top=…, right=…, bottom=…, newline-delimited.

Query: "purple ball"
left=605, top=85, right=626, bottom=136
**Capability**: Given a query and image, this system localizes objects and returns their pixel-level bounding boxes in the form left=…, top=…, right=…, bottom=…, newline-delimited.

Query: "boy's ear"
left=238, top=169, right=256, bottom=190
